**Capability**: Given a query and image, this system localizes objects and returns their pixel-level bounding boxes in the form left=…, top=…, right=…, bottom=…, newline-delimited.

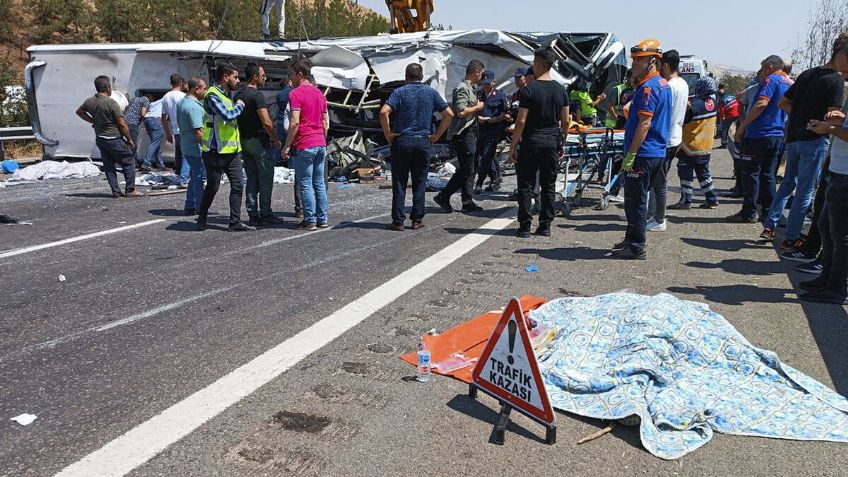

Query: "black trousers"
left=517, top=141, right=559, bottom=227
left=802, top=155, right=830, bottom=257
left=624, top=156, right=666, bottom=254
left=475, top=129, right=502, bottom=187
left=390, top=136, right=431, bottom=223
left=95, top=137, right=136, bottom=195
left=199, top=150, right=245, bottom=225
left=648, top=146, right=678, bottom=223
left=441, top=127, right=477, bottom=205
left=819, top=173, right=848, bottom=296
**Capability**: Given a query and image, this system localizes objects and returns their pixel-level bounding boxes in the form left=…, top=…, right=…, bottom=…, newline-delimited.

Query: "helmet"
left=630, top=39, right=662, bottom=58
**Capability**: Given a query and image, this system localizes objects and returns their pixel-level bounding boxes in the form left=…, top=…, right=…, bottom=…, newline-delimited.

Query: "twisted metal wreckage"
left=25, top=30, right=626, bottom=173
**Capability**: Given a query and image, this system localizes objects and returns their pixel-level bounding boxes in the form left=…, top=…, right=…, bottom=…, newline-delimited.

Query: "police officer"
left=474, top=70, right=511, bottom=193
left=613, top=39, right=672, bottom=259
left=197, top=63, right=253, bottom=232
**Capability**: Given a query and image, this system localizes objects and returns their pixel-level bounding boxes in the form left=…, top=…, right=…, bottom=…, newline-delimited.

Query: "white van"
left=679, top=55, right=709, bottom=91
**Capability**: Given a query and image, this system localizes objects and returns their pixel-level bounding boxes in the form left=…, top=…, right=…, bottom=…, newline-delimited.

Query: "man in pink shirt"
left=282, top=60, right=330, bottom=231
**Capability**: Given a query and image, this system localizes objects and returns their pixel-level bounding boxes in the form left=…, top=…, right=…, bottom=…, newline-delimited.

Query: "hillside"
left=0, top=0, right=389, bottom=82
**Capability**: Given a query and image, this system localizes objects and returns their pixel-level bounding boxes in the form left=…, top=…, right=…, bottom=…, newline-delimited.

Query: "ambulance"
left=679, top=55, right=709, bottom=91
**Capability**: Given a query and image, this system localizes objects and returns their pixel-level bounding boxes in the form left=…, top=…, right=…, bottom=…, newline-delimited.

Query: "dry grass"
left=3, top=140, right=42, bottom=161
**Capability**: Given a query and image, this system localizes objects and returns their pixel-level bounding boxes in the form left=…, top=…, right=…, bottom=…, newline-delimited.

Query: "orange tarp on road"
left=399, top=296, right=547, bottom=383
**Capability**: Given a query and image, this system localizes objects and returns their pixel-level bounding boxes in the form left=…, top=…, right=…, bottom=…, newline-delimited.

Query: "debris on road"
left=11, top=160, right=100, bottom=181
left=273, top=167, right=295, bottom=184
left=0, top=213, right=19, bottom=224
left=577, top=422, right=616, bottom=445
left=525, top=264, right=539, bottom=273
left=58, top=274, right=66, bottom=282
left=10, top=413, right=37, bottom=426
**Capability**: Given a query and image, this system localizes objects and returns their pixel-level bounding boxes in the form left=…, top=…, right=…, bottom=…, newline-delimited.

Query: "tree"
left=32, top=0, right=96, bottom=43
left=718, top=72, right=753, bottom=97
left=0, top=0, right=13, bottom=41
left=792, top=0, right=848, bottom=71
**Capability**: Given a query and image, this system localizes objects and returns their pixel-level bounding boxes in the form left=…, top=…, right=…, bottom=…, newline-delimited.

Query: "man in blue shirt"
left=176, top=77, right=209, bottom=216
left=380, top=63, right=454, bottom=230
left=613, top=39, right=672, bottom=260
left=728, top=55, right=792, bottom=223
left=475, top=70, right=511, bottom=193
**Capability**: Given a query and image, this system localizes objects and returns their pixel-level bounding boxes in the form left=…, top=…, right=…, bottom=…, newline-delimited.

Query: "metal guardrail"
left=0, top=126, right=36, bottom=161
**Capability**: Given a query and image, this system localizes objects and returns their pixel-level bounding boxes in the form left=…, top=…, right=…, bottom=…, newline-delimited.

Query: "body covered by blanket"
left=530, top=293, right=848, bottom=459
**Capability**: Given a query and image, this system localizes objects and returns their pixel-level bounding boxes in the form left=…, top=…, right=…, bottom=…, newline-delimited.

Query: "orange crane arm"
left=386, top=0, right=434, bottom=33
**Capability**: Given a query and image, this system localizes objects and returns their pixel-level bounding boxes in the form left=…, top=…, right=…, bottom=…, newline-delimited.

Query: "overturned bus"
left=25, top=30, right=626, bottom=160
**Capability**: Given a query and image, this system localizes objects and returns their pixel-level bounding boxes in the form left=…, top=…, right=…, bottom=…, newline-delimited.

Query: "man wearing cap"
left=474, top=70, right=511, bottom=193
left=728, top=55, right=792, bottom=224
left=613, top=39, right=672, bottom=260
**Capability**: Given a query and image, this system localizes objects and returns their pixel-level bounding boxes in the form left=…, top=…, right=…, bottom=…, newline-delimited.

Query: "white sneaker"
left=646, top=219, right=666, bottom=232
left=608, top=194, right=624, bottom=203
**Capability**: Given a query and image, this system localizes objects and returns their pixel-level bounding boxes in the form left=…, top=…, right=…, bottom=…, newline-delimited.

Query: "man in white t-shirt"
left=161, top=74, right=189, bottom=186
left=647, top=49, right=689, bottom=232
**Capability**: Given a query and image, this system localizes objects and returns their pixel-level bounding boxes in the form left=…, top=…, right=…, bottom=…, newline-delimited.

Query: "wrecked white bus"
left=25, top=30, right=626, bottom=160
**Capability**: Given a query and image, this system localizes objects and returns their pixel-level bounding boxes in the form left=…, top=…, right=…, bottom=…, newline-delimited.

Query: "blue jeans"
left=740, top=136, right=782, bottom=219
left=763, top=137, right=828, bottom=238
left=294, top=146, right=328, bottom=224
left=183, top=154, right=206, bottom=211
left=144, top=117, right=164, bottom=168
left=174, top=133, right=190, bottom=185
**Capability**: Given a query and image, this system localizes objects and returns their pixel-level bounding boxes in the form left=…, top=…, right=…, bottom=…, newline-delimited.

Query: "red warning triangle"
left=471, top=297, right=555, bottom=425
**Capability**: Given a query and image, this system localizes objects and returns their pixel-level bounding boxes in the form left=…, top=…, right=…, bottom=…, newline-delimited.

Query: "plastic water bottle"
left=417, top=339, right=431, bottom=382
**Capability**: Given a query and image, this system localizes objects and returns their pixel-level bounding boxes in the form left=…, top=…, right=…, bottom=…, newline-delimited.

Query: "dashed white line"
left=0, top=220, right=167, bottom=260
left=55, top=208, right=517, bottom=477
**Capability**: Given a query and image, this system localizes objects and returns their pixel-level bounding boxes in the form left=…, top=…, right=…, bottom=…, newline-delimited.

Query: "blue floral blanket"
left=529, top=293, right=848, bottom=459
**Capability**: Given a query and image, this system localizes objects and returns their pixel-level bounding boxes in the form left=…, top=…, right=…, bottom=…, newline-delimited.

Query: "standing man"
left=197, top=63, right=253, bottom=232
left=728, top=55, right=792, bottom=223
left=124, top=93, right=149, bottom=167
left=646, top=49, right=688, bottom=233
left=161, top=74, right=189, bottom=187
left=612, top=39, right=672, bottom=260
left=605, top=69, right=633, bottom=130
left=282, top=60, right=330, bottom=231
left=176, top=77, right=209, bottom=216
left=717, top=85, right=740, bottom=148
left=474, top=70, right=511, bottom=193
left=75, top=75, right=142, bottom=198
left=508, top=47, right=569, bottom=238
left=759, top=37, right=845, bottom=246
left=433, top=59, right=485, bottom=214
left=274, top=75, right=303, bottom=219
left=260, top=0, right=285, bottom=40
left=235, top=62, right=283, bottom=227
left=380, top=63, right=454, bottom=231
left=669, top=76, right=720, bottom=210
left=142, top=97, right=166, bottom=172
left=802, top=44, right=848, bottom=305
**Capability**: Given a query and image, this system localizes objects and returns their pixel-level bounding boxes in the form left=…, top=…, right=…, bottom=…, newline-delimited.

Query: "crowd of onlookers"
left=75, top=31, right=848, bottom=306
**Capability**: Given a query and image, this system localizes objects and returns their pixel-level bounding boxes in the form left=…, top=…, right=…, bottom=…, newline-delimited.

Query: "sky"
left=355, top=0, right=812, bottom=70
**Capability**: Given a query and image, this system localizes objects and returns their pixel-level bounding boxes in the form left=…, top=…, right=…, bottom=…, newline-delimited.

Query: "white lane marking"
left=95, top=290, right=226, bottom=332
left=0, top=220, right=167, bottom=260
left=253, top=213, right=389, bottom=250
left=0, top=290, right=223, bottom=363
left=1, top=213, right=392, bottom=363
left=55, top=209, right=516, bottom=477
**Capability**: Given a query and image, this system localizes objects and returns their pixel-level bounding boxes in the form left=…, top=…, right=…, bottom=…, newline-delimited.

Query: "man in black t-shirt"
left=235, top=62, right=283, bottom=227
left=760, top=39, right=846, bottom=251
left=508, top=47, right=569, bottom=238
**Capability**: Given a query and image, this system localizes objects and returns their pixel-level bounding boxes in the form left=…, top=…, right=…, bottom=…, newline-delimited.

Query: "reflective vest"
left=202, top=85, right=241, bottom=153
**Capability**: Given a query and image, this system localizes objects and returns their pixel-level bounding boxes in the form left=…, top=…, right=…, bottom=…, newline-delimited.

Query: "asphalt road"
left=1, top=148, right=847, bottom=476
